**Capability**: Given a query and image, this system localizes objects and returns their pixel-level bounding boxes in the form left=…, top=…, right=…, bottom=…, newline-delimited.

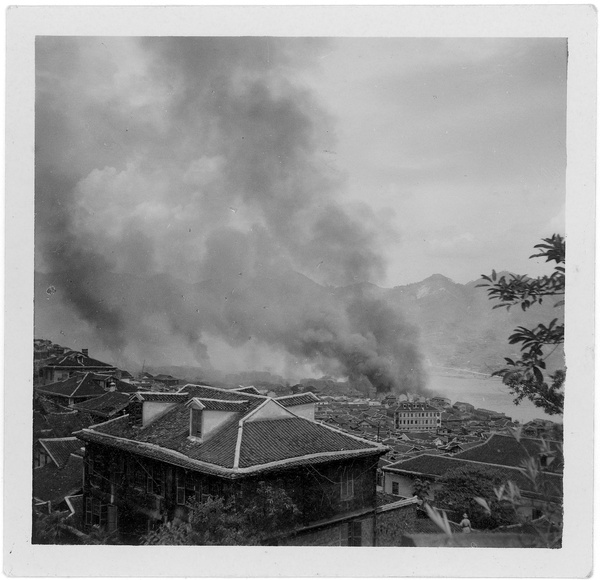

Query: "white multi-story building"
left=393, top=402, right=441, bottom=432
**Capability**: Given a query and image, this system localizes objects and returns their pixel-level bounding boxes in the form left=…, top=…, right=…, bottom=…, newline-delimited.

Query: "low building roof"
left=45, top=350, right=115, bottom=369
left=77, top=384, right=386, bottom=478
left=38, top=437, right=83, bottom=468
left=72, top=391, right=131, bottom=418
left=276, top=393, right=320, bottom=407
left=454, top=433, right=563, bottom=471
left=33, top=454, right=84, bottom=504
left=35, top=373, right=137, bottom=400
left=382, top=453, right=562, bottom=496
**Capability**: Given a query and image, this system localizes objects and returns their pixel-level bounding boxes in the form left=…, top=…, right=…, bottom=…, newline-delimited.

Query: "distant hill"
left=335, top=273, right=564, bottom=374
left=34, top=270, right=564, bottom=375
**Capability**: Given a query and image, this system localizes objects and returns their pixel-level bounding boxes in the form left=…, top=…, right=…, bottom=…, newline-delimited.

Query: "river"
left=427, top=372, right=560, bottom=423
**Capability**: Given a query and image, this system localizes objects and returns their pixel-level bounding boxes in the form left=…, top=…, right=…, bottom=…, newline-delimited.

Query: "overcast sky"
left=37, top=37, right=566, bottom=289
left=301, top=38, right=567, bottom=285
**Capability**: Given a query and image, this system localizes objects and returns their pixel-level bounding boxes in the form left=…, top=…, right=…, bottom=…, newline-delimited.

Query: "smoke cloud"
left=35, top=37, right=426, bottom=395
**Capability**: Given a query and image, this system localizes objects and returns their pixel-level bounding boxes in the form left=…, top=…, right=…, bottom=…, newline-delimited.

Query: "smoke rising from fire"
left=35, top=37, right=427, bottom=395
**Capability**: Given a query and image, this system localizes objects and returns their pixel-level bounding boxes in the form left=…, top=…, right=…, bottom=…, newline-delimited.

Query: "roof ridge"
left=275, top=392, right=320, bottom=402
left=179, top=383, right=266, bottom=400
left=193, top=397, right=248, bottom=404
left=384, top=453, right=563, bottom=477
left=314, top=418, right=386, bottom=449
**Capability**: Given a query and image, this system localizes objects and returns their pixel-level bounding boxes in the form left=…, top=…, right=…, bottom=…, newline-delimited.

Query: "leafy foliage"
left=413, top=478, right=431, bottom=503
left=478, top=429, right=563, bottom=547
left=32, top=507, right=70, bottom=544
left=477, top=234, right=565, bottom=415
left=142, top=481, right=301, bottom=546
left=435, top=465, right=519, bottom=529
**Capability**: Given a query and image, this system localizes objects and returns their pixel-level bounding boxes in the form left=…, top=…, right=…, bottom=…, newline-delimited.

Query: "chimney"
left=82, top=348, right=89, bottom=357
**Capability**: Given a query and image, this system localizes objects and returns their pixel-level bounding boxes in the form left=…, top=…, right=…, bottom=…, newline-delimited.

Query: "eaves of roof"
left=76, top=426, right=386, bottom=479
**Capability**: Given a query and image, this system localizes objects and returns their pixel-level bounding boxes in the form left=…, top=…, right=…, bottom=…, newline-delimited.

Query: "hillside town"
left=33, top=340, right=563, bottom=547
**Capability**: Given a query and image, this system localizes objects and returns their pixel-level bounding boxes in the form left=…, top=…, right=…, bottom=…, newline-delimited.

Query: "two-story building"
left=75, top=385, right=388, bottom=545
left=393, top=402, right=441, bottom=432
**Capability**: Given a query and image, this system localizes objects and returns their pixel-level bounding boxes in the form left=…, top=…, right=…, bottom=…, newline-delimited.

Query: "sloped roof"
left=77, top=384, right=385, bottom=478
left=33, top=454, right=84, bottom=503
left=46, top=351, right=115, bottom=369
left=394, top=402, right=439, bottom=413
left=38, top=437, right=83, bottom=468
left=232, top=386, right=262, bottom=395
left=134, top=392, right=189, bottom=403
left=276, top=393, right=320, bottom=407
left=454, top=433, right=563, bottom=471
left=72, top=391, right=131, bottom=418
left=382, top=454, right=562, bottom=496
left=35, top=373, right=137, bottom=399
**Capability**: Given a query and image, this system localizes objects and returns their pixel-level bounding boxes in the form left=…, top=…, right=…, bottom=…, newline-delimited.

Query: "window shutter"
left=176, top=472, right=186, bottom=505
left=350, top=521, right=362, bottom=546
left=340, top=523, right=349, bottom=546
left=107, top=505, right=118, bottom=533
left=191, top=409, right=202, bottom=437
left=85, top=497, right=93, bottom=526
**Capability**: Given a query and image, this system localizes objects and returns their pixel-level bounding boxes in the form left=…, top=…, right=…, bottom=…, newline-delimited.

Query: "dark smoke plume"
left=35, top=37, right=427, bottom=395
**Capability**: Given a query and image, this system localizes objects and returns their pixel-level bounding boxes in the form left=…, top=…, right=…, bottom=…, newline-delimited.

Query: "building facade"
left=393, top=403, right=441, bottom=432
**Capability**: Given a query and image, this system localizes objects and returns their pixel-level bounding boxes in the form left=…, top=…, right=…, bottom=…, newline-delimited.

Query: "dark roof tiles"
left=33, top=454, right=84, bottom=503
left=78, top=384, right=385, bottom=477
left=238, top=418, right=373, bottom=468
left=38, top=437, right=83, bottom=468
left=276, top=393, right=319, bottom=407
left=72, top=391, right=131, bottom=417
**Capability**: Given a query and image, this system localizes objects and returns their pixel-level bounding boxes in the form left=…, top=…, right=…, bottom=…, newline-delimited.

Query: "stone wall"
left=376, top=502, right=419, bottom=546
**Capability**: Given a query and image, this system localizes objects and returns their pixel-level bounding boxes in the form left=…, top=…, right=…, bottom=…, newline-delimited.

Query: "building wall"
left=142, top=402, right=178, bottom=426
left=279, top=515, right=375, bottom=547
left=82, top=442, right=380, bottom=544
left=394, top=409, right=441, bottom=432
left=384, top=472, right=415, bottom=498
left=285, top=403, right=315, bottom=421
left=376, top=503, right=419, bottom=546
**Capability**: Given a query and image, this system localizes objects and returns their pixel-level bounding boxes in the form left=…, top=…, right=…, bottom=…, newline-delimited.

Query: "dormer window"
left=191, top=408, right=203, bottom=438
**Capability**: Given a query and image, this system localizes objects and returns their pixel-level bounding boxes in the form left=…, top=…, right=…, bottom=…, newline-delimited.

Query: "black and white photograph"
left=5, top=5, right=595, bottom=577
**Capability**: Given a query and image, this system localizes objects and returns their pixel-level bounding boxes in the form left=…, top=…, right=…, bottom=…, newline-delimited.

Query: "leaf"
left=473, top=497, right=491, bottom=515
left=424, top=503, right=453, bottom=537
left=533, top=366, right=544, bottom=384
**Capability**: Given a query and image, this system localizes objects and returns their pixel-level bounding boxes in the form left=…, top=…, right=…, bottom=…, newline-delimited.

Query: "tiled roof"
left=454, top=433, right=563, bottom=471
left=72, top=391, right=131, bottom=417
left=232, top=386, right=261, bottom=395
left=238, top=418, right=372, bottom=468
left=192, top=399, right=250, bottom=412
left=276, top=393, right=320, bottom=407
left=77, top=385, right=386, bottom=478
left=33, top=454, right=84, bottom=504
left=383, top=454, right=562, bottom=495
left=393, top=402, right=439, bottom=412
left=35, top=373, right=136, bottom=399
left=39, top=437, right=83, bottom=468
left=179, top=384, right=266, bottom=401
left=47, top=351, right=115, bottom=369
left=135, top=392, right=189, bottom=402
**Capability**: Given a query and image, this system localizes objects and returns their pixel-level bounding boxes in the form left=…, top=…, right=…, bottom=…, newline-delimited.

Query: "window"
left=34, top=449, right=50, bottom=469
left=85, top=497, right=109, bottom=527
left=176, top=471, right=200, bottom=505
left=392, top=481, right=399, bottom=495
left=340, top=521, right=362, bottom=546
left=340, top=469, right=354, bottom=501
left=191, top=409, right=202, bottom=438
